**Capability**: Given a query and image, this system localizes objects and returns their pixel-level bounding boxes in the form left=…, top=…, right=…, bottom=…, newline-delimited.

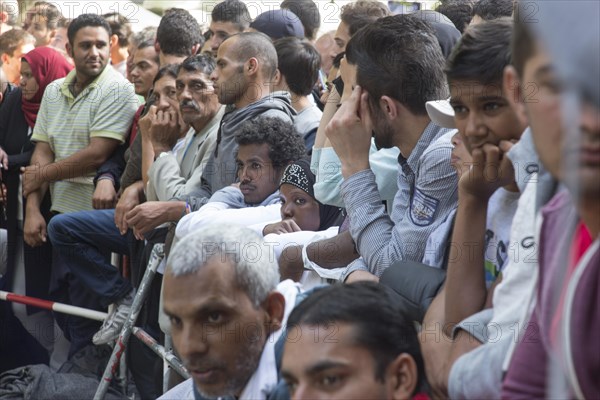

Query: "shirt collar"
left=398, top=121, right=448, bottom=172
left=60, top=64, right=112, bottom=100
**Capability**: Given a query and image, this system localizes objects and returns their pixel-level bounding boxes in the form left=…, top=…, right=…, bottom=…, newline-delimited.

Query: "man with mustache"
left=181, top=31, right=296, bottom=216
left=124, top=53, right=224, bottom=240
left=109, top=53, right=224, bottom=341
left=48, top=53, right=222, bottom=347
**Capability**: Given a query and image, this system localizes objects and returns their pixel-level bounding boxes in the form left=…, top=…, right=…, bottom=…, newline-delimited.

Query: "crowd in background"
left=0, top=0, right=598, bottom=399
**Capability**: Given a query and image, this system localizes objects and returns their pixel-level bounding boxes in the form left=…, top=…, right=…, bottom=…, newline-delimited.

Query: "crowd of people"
left=0, top=0, right=598, bottom=399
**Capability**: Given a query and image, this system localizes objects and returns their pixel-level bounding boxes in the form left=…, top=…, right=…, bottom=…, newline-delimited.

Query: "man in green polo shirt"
left=22, top=14, right=138, bottom=248
left=20, top=14, right=138, bottom=356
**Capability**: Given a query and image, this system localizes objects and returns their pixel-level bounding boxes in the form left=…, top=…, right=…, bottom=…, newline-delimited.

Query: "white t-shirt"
left=483, top=188, right=521, bottom=287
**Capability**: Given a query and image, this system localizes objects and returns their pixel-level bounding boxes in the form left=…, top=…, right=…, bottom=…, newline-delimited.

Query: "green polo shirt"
left=32, top=65, right=139, bottom=214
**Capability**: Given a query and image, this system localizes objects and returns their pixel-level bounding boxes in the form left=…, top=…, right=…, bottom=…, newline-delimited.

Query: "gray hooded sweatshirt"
left=183, top=92, right=296, bottom=211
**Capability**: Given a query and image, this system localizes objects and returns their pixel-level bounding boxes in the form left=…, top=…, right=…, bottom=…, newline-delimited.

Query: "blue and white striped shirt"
left=340, top=123, right=458, bottom=279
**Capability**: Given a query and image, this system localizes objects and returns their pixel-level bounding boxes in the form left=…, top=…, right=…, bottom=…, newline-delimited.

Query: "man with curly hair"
left=176, top=116, right=307, bottom=238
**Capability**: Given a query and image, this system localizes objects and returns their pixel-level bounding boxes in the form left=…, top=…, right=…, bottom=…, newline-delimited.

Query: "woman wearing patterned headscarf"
left=263, top=157, right=344, bottom=235
left=261, top=158, right=347, bottom=289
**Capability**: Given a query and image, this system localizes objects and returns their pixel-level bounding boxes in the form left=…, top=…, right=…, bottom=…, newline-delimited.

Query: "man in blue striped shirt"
left=281, top=15, right=458, bottom=282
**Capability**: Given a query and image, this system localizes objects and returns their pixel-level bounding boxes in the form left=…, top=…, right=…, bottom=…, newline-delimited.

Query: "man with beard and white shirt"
left=160, top=224, right=301, bottom=400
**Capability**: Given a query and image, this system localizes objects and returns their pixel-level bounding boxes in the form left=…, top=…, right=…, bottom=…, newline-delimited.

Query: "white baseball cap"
left=426, top=99, right=455, bottom=129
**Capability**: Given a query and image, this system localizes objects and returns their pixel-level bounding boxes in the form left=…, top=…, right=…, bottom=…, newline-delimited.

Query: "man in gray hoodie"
left=184, top=32, right=296, bottom=211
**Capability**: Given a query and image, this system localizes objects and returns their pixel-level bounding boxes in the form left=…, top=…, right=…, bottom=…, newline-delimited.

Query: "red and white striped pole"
left=0, top=290, right=108, bottom=321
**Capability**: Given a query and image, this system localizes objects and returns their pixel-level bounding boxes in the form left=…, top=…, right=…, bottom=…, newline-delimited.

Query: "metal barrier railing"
left=0, top=243, right=188, bottom=399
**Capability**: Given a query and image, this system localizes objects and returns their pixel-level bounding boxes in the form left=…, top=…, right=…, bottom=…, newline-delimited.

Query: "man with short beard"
left=280, top=16, right=458, bottom=282
left=183, top=32, right=296, bottom=213
left=327, top=17, right=458, bottom=282
left=23, top=13, right=138, bottom=357
left=161, top=225, right=300, bottom=400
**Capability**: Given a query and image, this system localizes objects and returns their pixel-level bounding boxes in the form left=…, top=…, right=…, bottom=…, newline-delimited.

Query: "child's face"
left=450, top=80, right=526, bottom=154
left=450, top=131, right=473, bottom=178
left=522, top=43, right=600, bottom=198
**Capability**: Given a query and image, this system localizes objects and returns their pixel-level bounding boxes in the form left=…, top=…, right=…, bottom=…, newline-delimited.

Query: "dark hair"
left=235, top=117, right=306, bottom=168
left=102, top=13, right=131, bottom=48
left=436, top=0, right=475, bottom=33
left=446, top=17, right=513, bottom=86
left=287, top=282, right=425, bottom=394
left=129, top=26, right=157, bottom=49
left=136, top=39, right=160, bottom=65
left=275, top=37, right=321, bottom=96
left=0, top=30, right=35, bottom=65
left=137, top=38, right=155, bottom=51
left=472, top=0, right=514, bottom=20
left=157, top=8, right=204, bottom=57
left=346, top=15, right=448, bottom=116
left=29, top=1, right=62, bottom=30
left=152, top=63, right=179, bottom=85
left=280, top=0, right=321, bottom=41
left=177, top=53, right=216, bottom=77
left=340, top=0, right=390, bottom=36
left=67, top=14, right=112, bottom=45
left=229, top=32, right=278, bottom=80
left=332, top=51, right=345, bottom=69
left=211, top=0, right=251, bottom=31
left=511, top=2, right=536, bottom=79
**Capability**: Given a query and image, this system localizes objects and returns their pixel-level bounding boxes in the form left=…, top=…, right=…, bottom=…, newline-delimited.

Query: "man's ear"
left=273, top=68, right=287, bottom=91
left=154, top=39, right=161, bottom=54
left=503, top=65, right=528, bottom=127
left=191, top=43, right=201, bottom=55
left=273, top=68, right=282, bottom=85
left=49, top=28, right=57, bottom=41
left=0, top=53, right=9, bottom=66
left=110, top=34, right=119, bottom=49
left=263, top=291, right=285, bottom=334
left=386, top=353, right=418, bottom=400
left=246, top=57, right=259, bottom=77
left=1, top=11, right=8, bottom=24
left=379, top=95, right=399, bottom=120
left=65, top=42, right=73, bottom=58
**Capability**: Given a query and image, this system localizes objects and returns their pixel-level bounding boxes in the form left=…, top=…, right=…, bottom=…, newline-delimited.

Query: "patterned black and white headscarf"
left=280, top=158, right=345, bottom=230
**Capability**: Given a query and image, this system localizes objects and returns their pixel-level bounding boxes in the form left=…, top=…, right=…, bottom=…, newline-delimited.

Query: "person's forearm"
left=306, top=231, right=359, bottom=269
left=141, top=135, right=155, bottom=188
left=165, top=201, right=186, bottom=221
left=39, top=142, right=117, bottom=182
left=26, top=144, right=53, bottom=205
left=443, top=193, right=488, bottom=336
left=94, top=145, right=126, bottom=191
left=342, top=170, right=395, bottom=275
left=314, top=87, right=341, bottom=149
left=25, top=185, right=48, bottom=212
